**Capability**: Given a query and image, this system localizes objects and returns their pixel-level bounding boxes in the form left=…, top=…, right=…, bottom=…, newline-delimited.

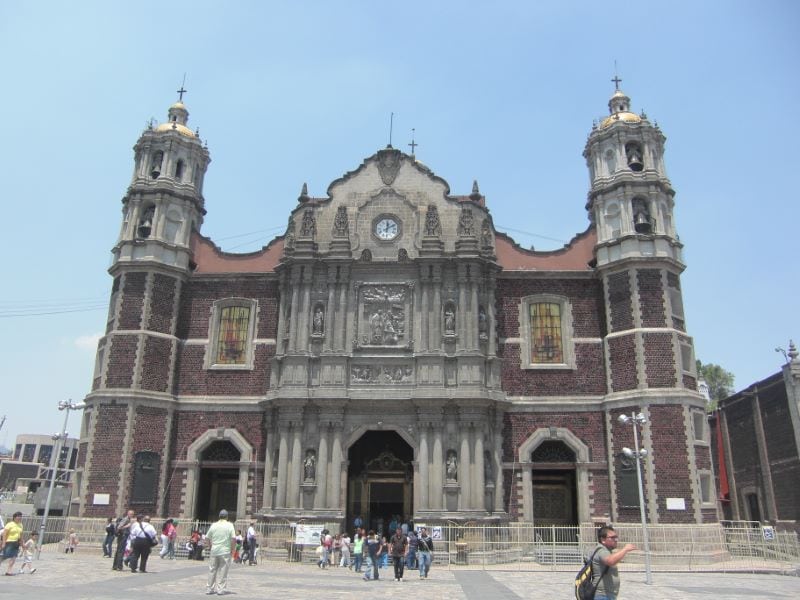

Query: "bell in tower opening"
left=632, top=198, right=652, bottom=234
left=625, top=142, right=643, bottom=172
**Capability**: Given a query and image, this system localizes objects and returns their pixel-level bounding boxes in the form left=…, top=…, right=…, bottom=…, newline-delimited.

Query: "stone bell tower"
left=584, top=80, right=715, bottom=524
left=79, top=91, right=211, bottom=517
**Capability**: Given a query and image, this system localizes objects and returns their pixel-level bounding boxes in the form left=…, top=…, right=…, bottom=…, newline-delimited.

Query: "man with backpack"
left=590, top=526, right=636, bottom=600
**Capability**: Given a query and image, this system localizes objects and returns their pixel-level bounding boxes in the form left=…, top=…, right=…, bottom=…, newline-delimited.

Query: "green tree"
left=696, top=360, right=735, bottom=410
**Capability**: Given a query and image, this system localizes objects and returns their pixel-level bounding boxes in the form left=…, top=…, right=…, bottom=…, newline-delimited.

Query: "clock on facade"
left=375, top=217, right=400, bottom=241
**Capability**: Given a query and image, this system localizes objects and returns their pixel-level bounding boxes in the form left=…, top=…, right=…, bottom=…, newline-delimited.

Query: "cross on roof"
left=177, top=74, right=188, bottom=102
left=408, top=128, right=418, bottom=155
left=611, top=75, right=622, bottom=91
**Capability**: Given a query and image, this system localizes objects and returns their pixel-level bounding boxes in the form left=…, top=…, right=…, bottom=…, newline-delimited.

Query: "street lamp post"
left=36, top=400, right=85, bottom=559
left=618, top=411, right=653, bottom=585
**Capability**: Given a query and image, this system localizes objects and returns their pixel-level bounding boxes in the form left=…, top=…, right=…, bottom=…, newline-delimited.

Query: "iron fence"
left=5, top=514, right=796, bottom=575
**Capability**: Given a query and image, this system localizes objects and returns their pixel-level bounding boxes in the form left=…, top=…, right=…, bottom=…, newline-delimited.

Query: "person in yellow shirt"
left=1, top=512, right=25, bottom=576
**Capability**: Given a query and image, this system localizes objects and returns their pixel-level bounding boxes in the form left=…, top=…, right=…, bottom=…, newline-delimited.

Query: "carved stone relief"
left=350, top=364, right=413, bottom=383
left=424, top=205, right=442, bottom=237
left=354, top=283, right=413, bottom=349
left=376, top=147, right=402, bottom=185
left=333, top=206, right=349, bottom=238
left=458, top=208, right=475, bottom=237
left=300, top=209, right=316, bottom=238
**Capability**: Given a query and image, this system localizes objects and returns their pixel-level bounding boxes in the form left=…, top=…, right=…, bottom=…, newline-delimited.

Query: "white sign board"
left=762, top=526, right=775, bottom=541
left=93, top=493, right=110, bottom=505
left=294, top=524, right=325, bottom=546
left=666, top=497, right=686, bottom=510
left=431, top=526, right=442, bottom=540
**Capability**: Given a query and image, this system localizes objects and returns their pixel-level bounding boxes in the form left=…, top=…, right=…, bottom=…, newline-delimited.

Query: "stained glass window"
left=215, top=305, right=251, bottom=364
left=530, top=302, right=563, bottom=364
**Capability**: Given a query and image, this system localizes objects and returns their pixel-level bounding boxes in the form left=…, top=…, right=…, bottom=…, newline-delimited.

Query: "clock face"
left=375, top=217, right=399, bottom=241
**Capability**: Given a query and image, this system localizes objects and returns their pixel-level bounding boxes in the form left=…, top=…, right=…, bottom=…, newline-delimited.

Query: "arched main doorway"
left=530, top=440, right=578, bottom=526
left=347, top=430, right=413, bottom=534
left=196, top=440, right=241, bottom=522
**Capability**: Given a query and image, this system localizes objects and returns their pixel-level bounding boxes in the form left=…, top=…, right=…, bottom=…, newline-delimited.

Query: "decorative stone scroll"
left=458, top=208, right=475, bottom=237
left=353, top=283, right=414, bottom=349
left=300, top=209, right=316, bottom=238
left=333, top=206, right=349, bottom=238
left=424, top=205, right=442, bottom=237
left=350, top=364, right=413, bottom=383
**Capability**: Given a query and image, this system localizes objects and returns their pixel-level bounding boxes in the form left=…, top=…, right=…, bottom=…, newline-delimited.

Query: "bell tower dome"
left=583, top=82, right=680, bottom=267
left=113, top=91, right=211, bottom=272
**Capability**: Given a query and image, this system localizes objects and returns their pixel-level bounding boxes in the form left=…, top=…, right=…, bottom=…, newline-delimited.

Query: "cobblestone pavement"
left=0, top=551, right=797, bottom=600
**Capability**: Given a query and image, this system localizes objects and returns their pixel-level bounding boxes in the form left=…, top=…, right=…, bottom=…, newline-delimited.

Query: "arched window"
left=175, top=159, right=185, bottom=181
left=206, top=298, right=258, bottom=369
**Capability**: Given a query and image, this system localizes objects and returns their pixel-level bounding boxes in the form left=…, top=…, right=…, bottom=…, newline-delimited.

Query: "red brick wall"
left=174, top=344, right=274, bottom=396
left=176, top=279, right=280, bottom=340
left=607, top=272, right=633, bottom=332
left=683, top=374, right=697, bottom=390
left=643, top=332, right=677, bottom=388
left=83, top=404, right=129, bottom=517
left=128, top=406, right=169, bottom=514
left=760, top=389, right=800, bottom=520
left=495, top=279, right=605, bottom=339
left=140, top=337, right=173, bottom=392
left=608, top=335, right=638, bottom=391
left=695, top=443, right=712, bottom=471
left=637, top=269, right=666, bottom=327
left=499, top=343, right=607, bottom=395
left=147, top=274, right=177, bottom=334
left=106, top=335, right=138, bottom=388
left=650, top=405, right=694, bottom=523
left=118, top=272, right=146, bottom=330
left=725, top=399, right=760, bottom=497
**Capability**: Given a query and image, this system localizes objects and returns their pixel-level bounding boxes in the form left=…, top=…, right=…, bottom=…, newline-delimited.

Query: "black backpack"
left=574, top=547, right=608, bottom=600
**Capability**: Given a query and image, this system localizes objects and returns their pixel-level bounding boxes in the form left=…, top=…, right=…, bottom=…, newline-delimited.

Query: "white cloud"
left=74, top=333, right=102, bottom=351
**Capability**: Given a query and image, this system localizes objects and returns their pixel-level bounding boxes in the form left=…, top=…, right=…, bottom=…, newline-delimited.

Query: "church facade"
left=75, top=86, right=717, bottom=528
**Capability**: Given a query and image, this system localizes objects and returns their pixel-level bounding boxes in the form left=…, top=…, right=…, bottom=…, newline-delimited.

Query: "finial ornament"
left=789, top=340, right=798, bottom=362
left=388, top=112, right=394, bottom=148
left=472, top=180, right=480, bottom=194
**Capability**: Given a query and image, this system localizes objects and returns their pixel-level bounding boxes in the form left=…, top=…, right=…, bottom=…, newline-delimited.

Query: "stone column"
left=417, top=425, right=429, bottom=509
left=458, top=270, right=468, bottom=352
left=336, top=280, right=347, bottom=351
left=327, top=425, right=344, bottom=510
left=431, top=425, right=444, bottom=509
left=469, top=279, right=479, bottom=350
left=298, top=273, right=312, bottom=352
left=288, top=270, right=301, bottom=351
left=288, top=425, right=303, bottom=508
left=276, top=275, right=288, bottom=354
left=314, top=424, right=329, bottom=509
left=324, top=270, right=337, bottom=352
left=262, top=418, right=275, bottom=510
left=458, top=426, right=472, bottom=510
left=275, top=429, right=289, bottom=509
left=493, top=414, right=505, bottom=512
left=752, top=392, right=778, bottom=521
left=418, top=279, right=428, bottom=352
left=487, top=277, right=497, bottom=356
left=474, top=432, right=485, bottom=511
left=432, top=276, right=442, bottom=349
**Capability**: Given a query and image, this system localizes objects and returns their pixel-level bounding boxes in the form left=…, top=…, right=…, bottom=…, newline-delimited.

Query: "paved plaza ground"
left=0, top=550, right=798, bottom=600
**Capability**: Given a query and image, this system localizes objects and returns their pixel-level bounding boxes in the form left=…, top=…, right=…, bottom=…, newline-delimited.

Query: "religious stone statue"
left=478, top=306, right=488, bottom=335
left=444, top=305, right=456, bottom=334
left=446, top=450, right=458, bottom=481
left=304, top=449, right=316, bottom=482
left=285, top=217, right=296, bottom=249
left=481, top=219, right=493, bottom=248
left=312, top=305, right=324, bottom=334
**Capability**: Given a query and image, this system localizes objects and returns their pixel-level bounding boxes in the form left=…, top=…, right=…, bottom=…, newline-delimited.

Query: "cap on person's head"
left=219, top=509, right=229, bottom=519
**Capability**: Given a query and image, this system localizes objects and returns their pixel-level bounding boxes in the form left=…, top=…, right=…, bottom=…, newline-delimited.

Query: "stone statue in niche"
left=484, top=450, right=493, bottom=481
left=333, top=206, right=349, bottom=238
left=304, top=449, right=316, bottom=482
left=312, top=305, right=324, bottom=335
left=285, top=217, right=296, bottom=249
left=481, top=219, right=493, bottom=248
left=478, top=306, right=488, bottom=335
left=300, top=209, right=316, bottom=238
left=458, top=208, right=475, bottom=237
left=424, top=205, right=442, bottom=237
left=360, top=249, right=372, bottom=262
left=444, top=305, right=456, bottom=334
left=446, top=450, right=458, bottom=481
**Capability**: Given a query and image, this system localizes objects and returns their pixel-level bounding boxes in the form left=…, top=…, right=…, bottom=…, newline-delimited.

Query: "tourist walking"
left=406, top=528, right=418, bottom=569
left=65, top=529, right=79, bottom=553
left=160, top=519, right=176, bottom=559
left=112, top=510, right=135, bottom=571
left=363, top=530, right=381, bottom=581
left=389, top=526, right=407, bottom=581
left=205, top=509, right=236, bottom=595
left=417, top=526, right=433, bottom=579
left=103, top=517, right=115, bottom=557
left=0, top=512, right=24, bottom=576
left=246, top=521, right=258, bottom=565
left=128, top=515, right=157, bottom=573
left=17, top=531, right=37, bottom=574
left=352, top=530, right=364, bottom=573
left=591, top=525, right=636, bottom=600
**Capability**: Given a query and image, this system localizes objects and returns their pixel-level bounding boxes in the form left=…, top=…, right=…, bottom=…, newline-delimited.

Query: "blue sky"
left=0, top=0, right=797, bottom=445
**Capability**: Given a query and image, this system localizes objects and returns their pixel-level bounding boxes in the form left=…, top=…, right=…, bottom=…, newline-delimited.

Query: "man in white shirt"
left=129, top=515, right=157, bottom=573
left=206, top=509, right=236, bottom=595
left=246, top=522, right=257, bottom=565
